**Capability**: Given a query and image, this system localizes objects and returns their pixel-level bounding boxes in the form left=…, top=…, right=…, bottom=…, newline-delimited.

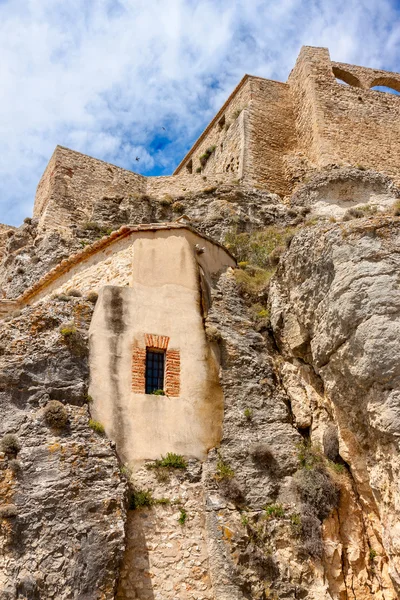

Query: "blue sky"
left=1, top=0, right=400, bottom=226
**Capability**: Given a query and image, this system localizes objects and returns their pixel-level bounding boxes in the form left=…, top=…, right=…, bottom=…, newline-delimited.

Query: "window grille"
left=145, top=349, right=165, bottom=394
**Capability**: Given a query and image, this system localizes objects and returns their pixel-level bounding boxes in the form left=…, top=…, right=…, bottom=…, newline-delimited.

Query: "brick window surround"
left=131, top=334, right=180, bottom=397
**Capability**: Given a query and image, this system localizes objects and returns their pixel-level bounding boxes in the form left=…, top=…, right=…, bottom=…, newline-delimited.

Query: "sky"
left=1, top=0, right=400, bottom=226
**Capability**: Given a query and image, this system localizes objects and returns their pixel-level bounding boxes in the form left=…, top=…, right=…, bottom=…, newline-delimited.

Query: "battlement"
left=32, top=46, right=400, bottom=233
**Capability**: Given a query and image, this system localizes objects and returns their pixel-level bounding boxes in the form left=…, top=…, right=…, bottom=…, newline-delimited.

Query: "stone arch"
left=332, top=66, right=362, bottom=88
left=369, top=76, right=400, bottom=94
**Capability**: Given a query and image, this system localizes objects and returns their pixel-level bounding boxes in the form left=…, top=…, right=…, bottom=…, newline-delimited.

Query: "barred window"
left=145, top=349, right=165, bottom=394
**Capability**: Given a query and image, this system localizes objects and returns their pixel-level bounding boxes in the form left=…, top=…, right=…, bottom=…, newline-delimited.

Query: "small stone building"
left=86, top=224, right=235, bottom=464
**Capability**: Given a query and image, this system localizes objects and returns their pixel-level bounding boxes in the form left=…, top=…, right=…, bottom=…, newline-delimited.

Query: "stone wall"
left=116, top=464, right=213, bottom=600
left=246, top=78, right=296, bottom=197
left=34, top=146, right=146, bottom=232
left=289, top=46, right=400, bottom=188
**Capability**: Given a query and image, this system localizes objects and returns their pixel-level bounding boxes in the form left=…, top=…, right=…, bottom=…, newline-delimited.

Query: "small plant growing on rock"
left=86, top=291, right=98, bottom=303
left=54, top=294, right=71, bottom=302
left=195, top=166, right=202, bottom=173
left=151, top=389, right=165, bottom=396
left=199, top=146, right=216, bottom=167
left=88, top=419, right=105, bottom=436
left=66, top=289, right=82, bottom=298
left=393, top=200, right=400, bottom=216
left=323, top=425, right=339, bottom=461
left=172, top=201, right=185, bottom=213
left=243, top=408, right=253, bottom=422
left=1, top=434, right=21, bottom=457
left=44, top=400, right=68, bottom=430
left=129, top=489, right=154, bottom=510
left=178, top=508, right=187, bottom=525
left=249, top=443, right=275, bottom=469
left=8, top=459, right=21, bottom=476
left=150, top=452, right=187, bottom=469
left=369, top=548, right=377, bottom=562
left=264, top=504, right=285, bottom=520
left=215, top=456, right=234, bottom=480
left=159, top=195, right=173, bottom=207
left=60, top=324, right=76, bottom=337
left=205, top=325, right=222, bottom=343
left=0, top=504, right=18, bottom=519
left=59, top=323, right=88, bottom=357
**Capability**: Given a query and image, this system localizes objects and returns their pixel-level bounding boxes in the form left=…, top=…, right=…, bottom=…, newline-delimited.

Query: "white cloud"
left=0, top=0, right=400, bottom=225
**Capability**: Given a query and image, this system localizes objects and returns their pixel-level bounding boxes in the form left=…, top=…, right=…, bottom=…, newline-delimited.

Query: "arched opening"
left=332, top=66, right=362, bottom=89
left=369, top=77, right=400, bottom=96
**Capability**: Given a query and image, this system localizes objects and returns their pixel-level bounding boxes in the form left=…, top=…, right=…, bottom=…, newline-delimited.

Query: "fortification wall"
left=289, top=46, right=400, bottom=187
left=34, top=146, right=146, bottom=233
left=245, top=78, right=296, bottom=196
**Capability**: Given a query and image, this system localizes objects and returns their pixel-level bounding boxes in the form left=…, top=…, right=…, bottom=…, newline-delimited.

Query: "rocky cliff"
left=1, top=176, right=400, bottom=599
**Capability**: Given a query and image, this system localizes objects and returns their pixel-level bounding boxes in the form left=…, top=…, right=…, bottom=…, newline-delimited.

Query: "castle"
left=2, top=45, right=400, bottom=600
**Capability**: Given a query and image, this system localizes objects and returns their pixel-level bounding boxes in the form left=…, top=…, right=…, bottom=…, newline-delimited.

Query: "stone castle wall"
left=30, top=46, right=400, bottom=233
left=289, top=46, right=400, bottom=187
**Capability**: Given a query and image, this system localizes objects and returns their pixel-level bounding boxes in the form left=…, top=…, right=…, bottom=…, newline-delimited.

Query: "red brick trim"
left=165, top=350, right=181, bottom=397
left=144, top=334, right=170, bottom=350
left=131, top=348, right=146, bottom=393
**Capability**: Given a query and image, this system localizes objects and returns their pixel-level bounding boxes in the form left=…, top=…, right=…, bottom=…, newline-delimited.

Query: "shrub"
left=16, top=266, right=25, bottom=274
left=234, top=267, right=274, bottom=298
left=244, top=408, right=253, bottom=422
left=66, top=289, right=82, bottom=297
left=55, top=294, right=70, bottom=302
left=199, top=146, right=216, bottom=167
left=323, top=425, right=339, bottom=461
left=369, top=548, right=377, bottom=561
left=84, top=394, right=93, bottom=403
left=249, top=443, right=275, bottom=468
left=178, top=508, right=187, bottom=525
left=150, top=452, right=187, bottom=469
left=298, top=509, right=323, bottom=558
left=44, top=401, right=68, bottom=429
left=195, top=167, right=202, bottom=173
left=267, top=245, right=285, bottom=267
left=215, top=456, right=234, bottom=480
left=224, top=226, right=296, bottom=269
left=203, top=186, right=217, bottom=194
left=343, top=207, right=364, bottom=220
left=295, top=465, right=340, bottom=520
left=86, top=291, right=98, bottom=304
left=297, top=440, right=323, bottom=470
left=264, top=504, right=285, bottom=519
left=218, top=477, right=245, bottom=505
left=159, top=195, right=173, bottom=207
left=0, top=504, right=18, bottom=519
left=88, top=419, right=105, bottom=436
left=59, top=323, right=88, bottom=357
left=1, top=434, right=21, bottom=457
left=172, top=201, right=185, bottom=213
left=129, top=489, right=154, bottom=510
left=23, top=217, right=32, bottom=224
left=151, top=389, right=165, bottom=396
left=393, top=200, right=400, bottom=216
left=205, top=325, right=222, bottom=343
left=8, top=459, right=21, bottom=475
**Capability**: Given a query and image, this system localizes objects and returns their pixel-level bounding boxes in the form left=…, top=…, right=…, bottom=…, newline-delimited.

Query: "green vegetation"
left=59, top=324, right=77, bottom=338
left=152, top=389, right=165, bottom=396
left=290, top=513, right=302, bottom=536
left=178, top=508, right=187, bottom=525
left=88, top=419, right=105, bottom=436
left=243, top=407, right=253, bottom=422
left=264, top=504, right=285, bottom=520
left=148, top=452, right=188, bottom=470
left=330, top=462, right=345, bottom=474
left=129, top=488, right=170, bottom=510
left=215, top=455, right=235, bottom=480
left=195, top=166, right=202, bottom=173
left=129, top=489, right=154, bottom=510
left=369, top=548, right=377, bottom=562
left=199, top=146, right=216, bottom=167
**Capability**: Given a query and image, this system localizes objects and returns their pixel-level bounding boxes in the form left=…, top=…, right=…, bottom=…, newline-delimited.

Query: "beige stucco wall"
left=89, top=232, right=234, bottom=464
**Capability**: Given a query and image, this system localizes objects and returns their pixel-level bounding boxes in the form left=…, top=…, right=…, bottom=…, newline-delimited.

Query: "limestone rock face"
left=269, top=215, right=400, bottom=598
left=0, top=297, right=126, bottom=599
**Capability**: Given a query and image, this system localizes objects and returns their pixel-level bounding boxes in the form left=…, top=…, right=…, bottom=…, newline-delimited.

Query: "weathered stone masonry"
left=27, top=45, right=400, bottom=237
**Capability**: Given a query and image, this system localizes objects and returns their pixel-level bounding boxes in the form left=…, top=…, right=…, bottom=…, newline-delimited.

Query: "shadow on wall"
left=116, top=512, right=155, bottom=600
